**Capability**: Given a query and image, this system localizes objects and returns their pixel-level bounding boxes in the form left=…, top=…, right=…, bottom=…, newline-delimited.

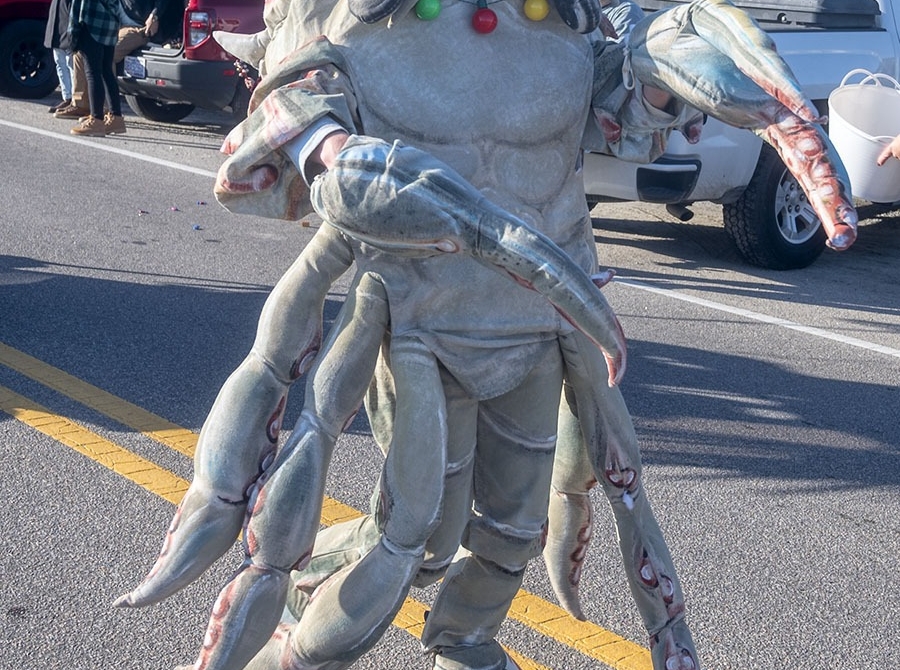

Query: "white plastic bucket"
left=828, top=70, right=900, bottom=203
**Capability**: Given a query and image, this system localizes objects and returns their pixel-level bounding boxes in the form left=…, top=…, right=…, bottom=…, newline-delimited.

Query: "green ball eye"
left=415, top=0, right=442, bottom=20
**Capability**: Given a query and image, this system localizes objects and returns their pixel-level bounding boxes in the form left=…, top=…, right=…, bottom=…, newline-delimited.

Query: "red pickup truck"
left=0, top=0, right=263, bottom=124
left=117, top=0, right=264, bottom=124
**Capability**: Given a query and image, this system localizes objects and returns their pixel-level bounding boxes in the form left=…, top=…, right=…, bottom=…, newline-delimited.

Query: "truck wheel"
left=723, top=144, right=826, bottom=270
left=0, top=20, right=58, bottom=99
left=124, top=94, right=195, bottom=123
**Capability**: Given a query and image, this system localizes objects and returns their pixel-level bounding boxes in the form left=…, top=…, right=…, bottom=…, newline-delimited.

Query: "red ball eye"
left=472, top=6, right=497, bottom=33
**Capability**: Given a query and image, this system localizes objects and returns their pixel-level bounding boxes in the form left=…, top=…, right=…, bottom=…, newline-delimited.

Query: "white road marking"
left=6, top=118, right=898, bottom=361
left=0, top=119, right=219, bottom=179
left=615, top=277, right=900, bottom=359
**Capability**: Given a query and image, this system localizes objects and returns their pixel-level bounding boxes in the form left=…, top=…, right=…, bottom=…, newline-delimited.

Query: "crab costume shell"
left=114, top=1, right=858, bottom=669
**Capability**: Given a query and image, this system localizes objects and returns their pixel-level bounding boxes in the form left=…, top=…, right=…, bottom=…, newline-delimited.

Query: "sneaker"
left=54, top=104, right=91, bottom=119
left=71, top=116, right=107, bottom=137
left=104, top=113, right=126, bottom=134
left=48, top=99, right=71, bottom=113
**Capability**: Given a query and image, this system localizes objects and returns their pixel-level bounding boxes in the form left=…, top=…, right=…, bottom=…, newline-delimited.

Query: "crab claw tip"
left=112, top=593, right=134, bottom=608
left=591, top=269, right=616, bottom=289
left=825, top=206, right=858, bottom=251
left=827, top=229, right=857, bottom=251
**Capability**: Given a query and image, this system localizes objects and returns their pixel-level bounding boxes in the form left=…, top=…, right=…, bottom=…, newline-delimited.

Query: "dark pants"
left=77, top=31, right=121, bottom=119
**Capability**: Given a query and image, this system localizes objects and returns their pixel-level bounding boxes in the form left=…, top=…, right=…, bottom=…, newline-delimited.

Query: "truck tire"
left=124, top=94, right=195, bottom=123
left=0, top=20, right=58, bottom=99
left=723, top=144, right=826, bottom=270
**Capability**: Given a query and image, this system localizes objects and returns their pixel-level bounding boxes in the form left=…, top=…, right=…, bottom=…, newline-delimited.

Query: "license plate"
left=124, top=56, right=146, bottom=79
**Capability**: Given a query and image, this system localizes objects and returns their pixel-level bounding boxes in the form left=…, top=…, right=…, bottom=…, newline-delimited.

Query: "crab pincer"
left=311, top=135, right=628, bottom=386
left=629, top=0, right=857, bottom=251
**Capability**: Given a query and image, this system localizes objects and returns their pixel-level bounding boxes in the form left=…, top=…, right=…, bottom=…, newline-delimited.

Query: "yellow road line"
left=508, top=594, right=650, bottom=670
left=0, top=341, right=650, bottom=669
left=0, top=342, right=198, bottom=458
left=0, top=385, right=552, bottom=670
left=0, top=385, right=190, bottom=505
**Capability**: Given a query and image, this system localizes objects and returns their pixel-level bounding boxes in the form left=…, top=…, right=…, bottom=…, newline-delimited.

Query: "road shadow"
left=1, top=253, right=896, bottom=493
left=0, top=253, right=345, bottom=433
left=620, top=336, right=900, bottom=491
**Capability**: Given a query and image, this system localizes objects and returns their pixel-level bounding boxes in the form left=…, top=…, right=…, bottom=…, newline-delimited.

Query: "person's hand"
left=313, top=131, right=351, bottom=171
left=876, top=134, right=900, bottom=166
left=642, top=85, right=673, bottom=113
left=144, top=11, right=159, bottom=37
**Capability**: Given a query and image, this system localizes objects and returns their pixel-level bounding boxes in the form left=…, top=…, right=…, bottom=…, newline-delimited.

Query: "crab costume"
left=114, top=1, right=858, bottom=669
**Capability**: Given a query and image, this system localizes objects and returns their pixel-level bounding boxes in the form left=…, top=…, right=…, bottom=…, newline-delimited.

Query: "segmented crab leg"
left=276, top=337, right=446, bottom=670
left=207, top=336, right=446, bottom=670
left=756, top=111, right=857, bottom=251
left=628, top=0, right=857, bottom=251
left=185, top=271, right=391, bottom=670
left=553, top=330, right=699, bottom=670
left=310, top=135, right=627, bottom=386
left=114, top=226, right=354, bottom=609
left=543, top=381, right=597, bottom=621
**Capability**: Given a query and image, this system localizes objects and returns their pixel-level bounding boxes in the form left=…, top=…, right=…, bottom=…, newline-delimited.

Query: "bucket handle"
left=840, top=68, right=900, bottom=91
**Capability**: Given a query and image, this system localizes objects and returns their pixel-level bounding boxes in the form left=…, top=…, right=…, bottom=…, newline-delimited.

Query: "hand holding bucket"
left=875, top=134, right=900, bottom=166
left=828, top=69, right=900, bottom=203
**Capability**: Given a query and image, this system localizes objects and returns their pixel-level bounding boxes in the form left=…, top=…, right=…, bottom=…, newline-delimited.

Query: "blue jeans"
left=52, top=48, right=73, bottom=101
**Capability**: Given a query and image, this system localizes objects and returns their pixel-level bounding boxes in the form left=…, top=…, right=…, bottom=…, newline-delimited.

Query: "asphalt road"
left=1, top=96, right=899, bottom=670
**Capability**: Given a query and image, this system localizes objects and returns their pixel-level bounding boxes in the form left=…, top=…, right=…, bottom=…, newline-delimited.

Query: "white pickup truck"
left=583, top=0, right=900, bottom=269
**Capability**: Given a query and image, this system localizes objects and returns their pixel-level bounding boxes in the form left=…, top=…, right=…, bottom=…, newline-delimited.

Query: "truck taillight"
left=187, top=11, right=212, bottom=47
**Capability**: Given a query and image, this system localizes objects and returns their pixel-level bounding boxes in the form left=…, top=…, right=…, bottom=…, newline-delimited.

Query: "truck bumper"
left=117, top=51, right=239, bottom=110
left=582, top=118, right=762, bottom=205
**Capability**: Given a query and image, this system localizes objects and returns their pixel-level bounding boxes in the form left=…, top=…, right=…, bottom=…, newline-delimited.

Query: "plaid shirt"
left=70, top=0, right=120, bottom=47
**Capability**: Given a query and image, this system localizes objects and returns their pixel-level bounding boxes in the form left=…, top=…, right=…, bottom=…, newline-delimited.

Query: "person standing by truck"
left=56, top=0, right=175, bottom=132
left=44, top=0, right=75, bottom=113
left=113, top=0, right=179, bottom=62
left=67, top=0, right=122, bottom=136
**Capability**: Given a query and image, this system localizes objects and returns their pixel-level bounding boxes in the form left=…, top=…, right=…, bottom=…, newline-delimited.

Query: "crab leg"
left=628, top=0, right=857, bottom=251
left=311, top=135, right=627, bottom=386
left=276, top=337, right=446, bottom=670
left=552, top=330, right=699, bottom=670
left=114, top=226, right=354, bottom=609
left=543, top=272, right=617, bottom=620
left=204, top=336, right=446, bottom=670
left=542, top=381, right=597, bottom=621
left=182, top=271, right=390, bottom=670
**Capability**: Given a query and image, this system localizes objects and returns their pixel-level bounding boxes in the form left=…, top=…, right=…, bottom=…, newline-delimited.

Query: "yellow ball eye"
left=523, top=0, right=549, bottom=21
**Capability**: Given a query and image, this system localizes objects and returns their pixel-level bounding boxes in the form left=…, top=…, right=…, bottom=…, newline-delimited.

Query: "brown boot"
left=71, top=116, right=107, bottom=137
left=104, top=113, right=127, bottom=134
left=54, top=104, right=91, bottom=119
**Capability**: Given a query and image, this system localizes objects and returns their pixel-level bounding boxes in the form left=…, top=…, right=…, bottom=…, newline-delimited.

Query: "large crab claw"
left=629, top=0, right=858, bottom=251
left=310, top=135, right=627, bottom=386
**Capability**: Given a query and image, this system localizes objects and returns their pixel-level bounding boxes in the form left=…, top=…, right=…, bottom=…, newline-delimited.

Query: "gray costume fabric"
left=207, top=2, right=701, bottom=667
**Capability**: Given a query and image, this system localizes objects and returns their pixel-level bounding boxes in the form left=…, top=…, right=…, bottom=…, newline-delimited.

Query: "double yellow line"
left=0, top=341, right=651, bottom=670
